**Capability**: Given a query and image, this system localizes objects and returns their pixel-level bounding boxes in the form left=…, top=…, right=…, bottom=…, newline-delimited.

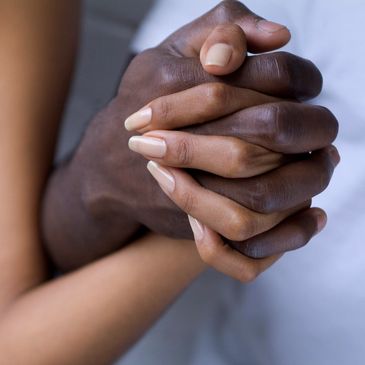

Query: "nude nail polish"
left=147, top=161, right=175, bottom=193
left=256, top=19, right=287, bottom=33
left=205, top=43, right=233, bottom=67
left=129, top=136, right=167, bottom=158
left=124, top=107, right=152, bottom=131
left=188, top=215, right=205, bottom=241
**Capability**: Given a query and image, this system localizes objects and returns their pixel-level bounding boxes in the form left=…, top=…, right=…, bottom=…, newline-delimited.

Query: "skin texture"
left=0, top=3, right=309, bottom=361
left=0, top=2, right=275, bottom=363
left=0, top=1, right=339, bottom=362
left=128, top=83, right=339, bottom=259
left=0, top=233, right=207, bottom=365
left=0, top=0, right=80, bottom=307
left=42, top=1, right=338, bottom=271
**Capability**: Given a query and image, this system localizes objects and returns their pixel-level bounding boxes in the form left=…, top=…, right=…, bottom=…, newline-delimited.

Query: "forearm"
left=0, top=234, right=205, bottom=365
left=0, top=0, right=80, bottom=305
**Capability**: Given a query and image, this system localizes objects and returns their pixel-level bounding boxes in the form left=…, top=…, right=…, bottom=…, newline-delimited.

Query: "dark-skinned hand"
left=42, top=1, right=338, bottom=272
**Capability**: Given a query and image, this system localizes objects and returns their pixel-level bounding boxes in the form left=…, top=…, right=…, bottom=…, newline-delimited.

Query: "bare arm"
left=0, top=2, right=330, bottom=362
left=41, top=1, right=336, bottom=273
left=0, top=234, right=204, bottom=364
left=0, top=0, right=80, bottom=307
left=0, top=2, right=205, bottom=363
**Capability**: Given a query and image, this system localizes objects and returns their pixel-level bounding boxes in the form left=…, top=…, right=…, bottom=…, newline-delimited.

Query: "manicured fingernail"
left=147, top=161, right=175, bottom=193
left=328, top=146, right=341, bottom=167
left=205, top=43, right=233, bottom=67
left=188, top=215, right=205, bottom=241
left=256, top=19, right=287, bottom=33
left=124, top=107, right=152, bottom=131
left=314, top=211, right=327, bottom=235
left=129, top=136, right=167, bottom=158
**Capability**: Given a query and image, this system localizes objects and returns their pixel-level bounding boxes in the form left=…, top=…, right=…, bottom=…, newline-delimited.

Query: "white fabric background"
left=118, top=1, right=365, bottom=364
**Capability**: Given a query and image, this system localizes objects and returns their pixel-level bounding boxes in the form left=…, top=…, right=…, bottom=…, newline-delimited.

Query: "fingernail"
left=205, top=43, right=233, bottom=67
left=328, top=146, right=341, bottom=167
left=129, top=136, right=167, bottom=158
left=256, top=19, right=287, bottom=33
left=314, top=211, right=327, bottom=235
left=188, top=215, right=205, bottom=242
left=147, top=161, right=175, bottom=194
left=124, top=107, right=152, bottom=131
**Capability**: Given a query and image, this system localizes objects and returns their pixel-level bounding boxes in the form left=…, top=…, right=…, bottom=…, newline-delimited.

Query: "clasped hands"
left=123, top=1, right=339, bottom=281
left=44, top=1, right=339, bottom=281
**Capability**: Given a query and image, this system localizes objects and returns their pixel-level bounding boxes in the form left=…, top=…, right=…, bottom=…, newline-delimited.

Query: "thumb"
left=162, top=1, right=290, bottom=57
left=200, top=23, right=247, bottom=76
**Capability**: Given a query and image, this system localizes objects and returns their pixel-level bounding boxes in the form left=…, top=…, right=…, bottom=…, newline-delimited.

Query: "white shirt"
left=120, top=1, right=365, bottom=364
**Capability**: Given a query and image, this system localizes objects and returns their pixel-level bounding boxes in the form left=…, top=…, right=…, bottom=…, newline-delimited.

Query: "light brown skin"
left=42, top=1, right=339, bottom=271
left=0, top=1, right=340, bottom=363
left=0, top=2, right=261, bottom=364
left=0, top=0, right=80, bottom=307
left=130, top=82, right=339, bottom=259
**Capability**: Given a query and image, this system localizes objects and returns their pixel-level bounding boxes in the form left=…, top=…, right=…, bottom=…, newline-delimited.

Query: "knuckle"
left=179, top=190, right=197, bottom=214
left=246, top=180, right=275, bottom=214
left=135, top=48, right=154, bottom=63
left=246, top=268, right=260, bottom=283
left=258, top=104, right=280, bottom=144
left=204, top=83, right=229, bottom=109
left=153, top=97, right=171, bottom=124
left=213, top=1, right=248, bottom=23
left=198, top=243, right=218, bottom=265
left=126, top=49, right=151, bottom=71
left=272, top=51, right=323, bottom=99
left=226, top=209, right=256, bottom=242
left=118, top=49, right=155, bottom=94
left=239, top=266, right=259, bottom=283
left=156, top=62, right=179, bottom=93
left=262, top=103, right=339, bottom=152
left=213, top=1, right=237, bottom=22
left=273, top=103, right=296, bottom=147
left=242, top=242, right=266, bottom=259
left=175, top=136, right=194, bottom=166
left=227, top=141, right=254, bottom=178
left=272, top=52, right=298, bottom=93
left=261, top=103, right=293, bottom=149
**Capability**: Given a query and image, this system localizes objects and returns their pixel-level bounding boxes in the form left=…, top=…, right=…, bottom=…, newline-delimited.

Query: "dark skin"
left=42, top=1, right=339, bottom=271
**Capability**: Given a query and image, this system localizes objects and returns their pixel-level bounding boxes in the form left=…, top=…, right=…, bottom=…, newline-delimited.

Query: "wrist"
left=136, top=234, right=207, bottom=281
left=42, top=124, right=141, bottom=271
left=72, top=101, right=134, bottom=222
